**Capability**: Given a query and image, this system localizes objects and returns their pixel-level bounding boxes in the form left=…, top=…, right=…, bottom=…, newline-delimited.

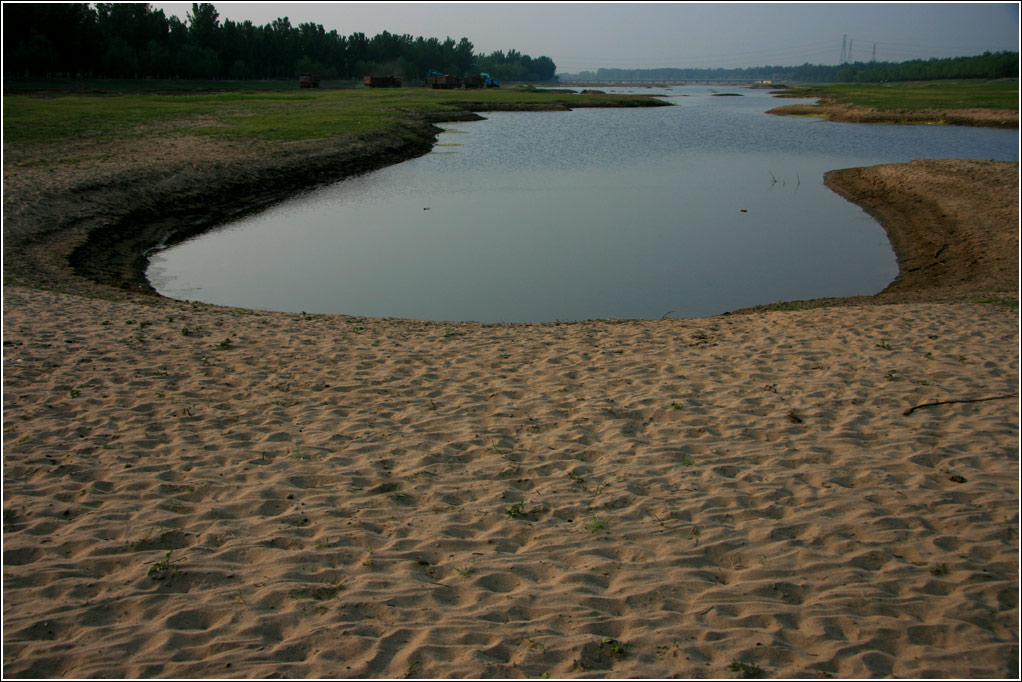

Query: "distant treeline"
left=560, top=52, right=1019, bottom=83
left=2, top=2, right=557, bottom=82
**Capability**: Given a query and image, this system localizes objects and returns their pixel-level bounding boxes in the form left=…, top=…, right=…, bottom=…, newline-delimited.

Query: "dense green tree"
left=8, top=2, right=1017, bottom=86
left=1, top=2, right=563, bottom=82
left=454, top=37, right=475, bottom=75
left=10, top=32, right=59, bottom=77
left=4, top=2, right=102, bottom=76
left=186, top=2, right=220, bottom=52
left=475, top=48, right=557, bottom=81
left=140, top=39, right=174, bottom=77
left=562, top=52, right=1017, bottom=83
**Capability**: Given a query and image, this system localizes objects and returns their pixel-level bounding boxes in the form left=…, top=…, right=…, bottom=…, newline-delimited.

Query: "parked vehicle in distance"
left=363, top=75, right=402, bottom=88
left=299, top=74, right=321, bottom=88
left=464, top=73, right=501, bottom=88
left=426, top=69, right=462, bottom=89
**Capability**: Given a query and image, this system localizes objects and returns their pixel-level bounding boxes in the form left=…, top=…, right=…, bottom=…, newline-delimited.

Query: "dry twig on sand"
left=903, top=393, right=1019, bottom=416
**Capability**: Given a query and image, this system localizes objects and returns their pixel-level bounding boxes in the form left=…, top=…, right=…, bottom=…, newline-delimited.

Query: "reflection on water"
left=148, top=86, right=1017, bottom=322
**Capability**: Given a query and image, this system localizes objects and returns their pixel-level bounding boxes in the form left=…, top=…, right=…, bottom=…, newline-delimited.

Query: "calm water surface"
left=148, top=86, right=1018, bottom=322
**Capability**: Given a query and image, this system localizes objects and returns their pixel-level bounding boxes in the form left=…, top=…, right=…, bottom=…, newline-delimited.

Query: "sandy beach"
left=3, top=102, right=1019, bottom=677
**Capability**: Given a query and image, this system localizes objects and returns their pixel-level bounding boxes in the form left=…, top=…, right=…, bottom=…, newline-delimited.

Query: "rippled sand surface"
left=4, top=286, right=1017, bottom=678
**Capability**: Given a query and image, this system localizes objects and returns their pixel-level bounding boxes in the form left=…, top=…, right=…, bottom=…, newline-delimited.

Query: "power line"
left=548, top=39, right=839, bottom=70
left=548, top=39, right=837, bottom=63
left=551, top=35, right=1011, bottom=72
left=843, top=36, right=1012, bottom=62
left=853, top=37, right=1014, bottom=52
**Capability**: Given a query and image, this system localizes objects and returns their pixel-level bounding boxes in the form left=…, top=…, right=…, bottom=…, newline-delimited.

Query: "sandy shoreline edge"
left=3, top=99, right=1020, bottom=678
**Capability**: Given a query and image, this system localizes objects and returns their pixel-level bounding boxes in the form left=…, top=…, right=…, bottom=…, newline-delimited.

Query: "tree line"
left=561, top=51, right=1019, bottom=83
left=835, top=52, right=1018, bottom=83
left=3, top=2, right=557, bottom=82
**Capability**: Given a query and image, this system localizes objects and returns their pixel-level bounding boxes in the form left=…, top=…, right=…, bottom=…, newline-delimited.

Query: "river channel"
left=147, top=86, right=1018, bottom=322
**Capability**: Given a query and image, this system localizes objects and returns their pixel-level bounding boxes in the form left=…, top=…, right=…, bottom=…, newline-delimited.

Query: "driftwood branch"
left=903, top=393, right=1018, bottom=416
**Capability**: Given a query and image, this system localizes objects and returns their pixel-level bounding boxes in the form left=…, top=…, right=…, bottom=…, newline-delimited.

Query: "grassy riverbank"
left=768, top=78, right=1018, bottom=127
left=2, top=85, right=667, bottom=296
left=776, top=78, right=1018, bottom=110
left=3, top=85, right=663, bottom=146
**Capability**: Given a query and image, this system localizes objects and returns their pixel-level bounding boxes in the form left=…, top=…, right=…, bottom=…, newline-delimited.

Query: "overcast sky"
left=150, top=2, right=1021, bottom=73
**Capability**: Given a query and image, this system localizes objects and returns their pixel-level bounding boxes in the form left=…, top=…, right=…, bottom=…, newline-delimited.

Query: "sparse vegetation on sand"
left=767, top=78, right=1018, bottom=127
left=775, top=79, right=1018, bottom=111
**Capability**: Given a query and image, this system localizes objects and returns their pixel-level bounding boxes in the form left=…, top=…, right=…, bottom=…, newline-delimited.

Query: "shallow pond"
left=148, top=86, right=1018, bottom=322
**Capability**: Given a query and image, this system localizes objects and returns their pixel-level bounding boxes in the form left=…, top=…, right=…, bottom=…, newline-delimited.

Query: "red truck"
left=299, top=74, right=321, bottom=88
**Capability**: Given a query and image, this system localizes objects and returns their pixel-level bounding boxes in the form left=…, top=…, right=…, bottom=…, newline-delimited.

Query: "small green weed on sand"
left=147, top=551, right=177, bottom=581
left=602, top=638, right=628, bottom=658
left=976, top=296, right=1018, bottom=307
left=585, top=513, right=609, bottom=534
left=729, top=659, right=766, bottom=678
left=306, top=581, right=346, bottom=600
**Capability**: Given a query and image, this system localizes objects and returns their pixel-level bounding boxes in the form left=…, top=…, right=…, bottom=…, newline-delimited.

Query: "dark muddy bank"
left=3, top=115, right=479, bottom=301
left=4, top=96, right=671, bottom=303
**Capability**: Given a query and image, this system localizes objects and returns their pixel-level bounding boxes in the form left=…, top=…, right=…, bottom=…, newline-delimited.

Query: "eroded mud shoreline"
left=3, top=115, right=466, bottom=301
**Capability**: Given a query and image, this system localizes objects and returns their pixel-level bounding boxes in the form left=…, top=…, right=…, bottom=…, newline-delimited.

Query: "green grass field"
left=781, top=79, right=1018, bottom=111
left=8, top=77, right=1012, bottom=150
left=2, top=83, right=661, bottom=145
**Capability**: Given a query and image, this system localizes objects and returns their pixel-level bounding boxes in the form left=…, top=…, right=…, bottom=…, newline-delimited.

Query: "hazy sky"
left=151, top=2, right=1020, bottom=73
